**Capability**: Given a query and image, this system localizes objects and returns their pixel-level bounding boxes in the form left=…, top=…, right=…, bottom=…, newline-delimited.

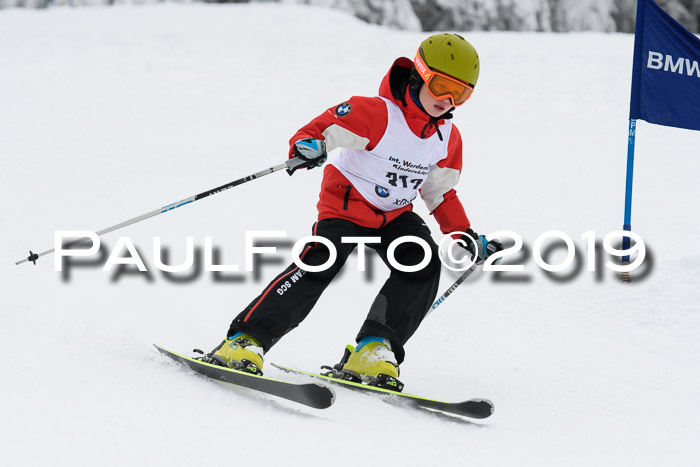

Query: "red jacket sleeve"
left=432, top=190, right=471, bottom=234
left=289, top=96, right=388, bottom=156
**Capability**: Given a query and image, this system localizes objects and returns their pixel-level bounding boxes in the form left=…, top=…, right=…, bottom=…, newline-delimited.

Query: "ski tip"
left=462, top=398, right=495, bottom=419
left=309, top=385, right=337, bottom=409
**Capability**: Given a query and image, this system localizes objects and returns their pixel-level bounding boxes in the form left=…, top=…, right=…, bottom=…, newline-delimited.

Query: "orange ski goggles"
left=414, top=51, right=474, bottom=106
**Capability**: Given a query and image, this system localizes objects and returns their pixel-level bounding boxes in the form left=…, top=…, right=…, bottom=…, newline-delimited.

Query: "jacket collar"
left=378, top=57, right=451, bottom=140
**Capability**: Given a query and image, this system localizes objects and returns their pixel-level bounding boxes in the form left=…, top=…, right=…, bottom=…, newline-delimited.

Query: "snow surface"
left=1, top=3, right=699, bottom=466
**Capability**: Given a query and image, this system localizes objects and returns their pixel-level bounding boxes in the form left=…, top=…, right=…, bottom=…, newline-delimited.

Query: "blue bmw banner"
left=622, top=0, right=700, bottom=279
left=629, top=0, right=700, bottom=131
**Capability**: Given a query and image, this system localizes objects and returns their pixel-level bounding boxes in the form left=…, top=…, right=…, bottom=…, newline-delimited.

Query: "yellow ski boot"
left=206, top=333, right=264, bottom=375
left=325, top=337, right=403, bottom=391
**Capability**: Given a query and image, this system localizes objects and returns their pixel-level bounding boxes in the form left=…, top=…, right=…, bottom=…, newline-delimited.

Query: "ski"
left=270, top=363, right=494, bottom=419
left=154, top=345, right=335, bottom=409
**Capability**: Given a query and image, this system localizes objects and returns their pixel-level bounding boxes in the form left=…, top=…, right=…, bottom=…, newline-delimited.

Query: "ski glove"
left=291, top=138, right=327, bottom=172
left=460, top=228, right=504, bottom=265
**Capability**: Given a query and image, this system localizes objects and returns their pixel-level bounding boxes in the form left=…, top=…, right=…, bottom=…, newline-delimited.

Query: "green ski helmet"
left=413, top=33, right=480, bottom=105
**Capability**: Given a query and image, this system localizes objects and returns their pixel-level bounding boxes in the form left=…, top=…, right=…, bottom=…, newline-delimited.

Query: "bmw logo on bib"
left=375, top=185, right=390, bottom=198
left=335, top=102, right=352, bottom=117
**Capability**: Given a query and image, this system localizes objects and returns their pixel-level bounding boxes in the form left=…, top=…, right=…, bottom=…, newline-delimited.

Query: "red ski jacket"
left=290, top=57, right=471, bottom=234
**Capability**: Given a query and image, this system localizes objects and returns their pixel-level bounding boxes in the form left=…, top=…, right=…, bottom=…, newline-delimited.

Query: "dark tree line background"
left=4, top=0, right=700, bottom=34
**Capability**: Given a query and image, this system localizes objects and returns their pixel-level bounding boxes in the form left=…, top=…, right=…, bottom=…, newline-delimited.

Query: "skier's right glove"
left=460, top=228, right=504, bottom=265
left=288, top=138, right=327, bottom=175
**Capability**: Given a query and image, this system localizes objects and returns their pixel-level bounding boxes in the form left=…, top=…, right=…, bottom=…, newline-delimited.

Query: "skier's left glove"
left=460, top=228, right=504, bottom=265
left=288, top=138, right=327, bottom=175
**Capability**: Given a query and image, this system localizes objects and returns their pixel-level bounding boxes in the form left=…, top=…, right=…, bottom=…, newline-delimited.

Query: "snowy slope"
left=1, top=4, right=699, bottom=466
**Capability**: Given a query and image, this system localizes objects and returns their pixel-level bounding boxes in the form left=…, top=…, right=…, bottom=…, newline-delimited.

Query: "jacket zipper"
left=338, top=183, right=387, bottom=227
left=338, top=184, right=352, bottom=210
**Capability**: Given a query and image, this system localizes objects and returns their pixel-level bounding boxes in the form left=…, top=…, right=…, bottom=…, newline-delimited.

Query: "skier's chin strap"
left=421, top=112, right=453, bottom=141
left=409, top=86, right=454, bottom=141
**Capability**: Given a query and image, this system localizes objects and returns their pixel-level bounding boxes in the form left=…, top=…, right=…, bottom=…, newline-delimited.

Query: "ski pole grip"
left=286, top=157, right=308, bottom=176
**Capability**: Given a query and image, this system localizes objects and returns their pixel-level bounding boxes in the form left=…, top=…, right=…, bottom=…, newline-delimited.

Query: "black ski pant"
left=227, top=211, right=441, bottom=364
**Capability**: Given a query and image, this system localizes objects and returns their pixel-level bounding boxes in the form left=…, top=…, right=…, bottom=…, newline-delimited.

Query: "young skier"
left=205, top=33, right=503, bottom=387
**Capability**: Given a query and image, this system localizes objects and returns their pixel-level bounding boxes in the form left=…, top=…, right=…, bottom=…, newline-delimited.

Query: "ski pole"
left=427, top=262, right=480, bottom=317
left=15, top=157, right=309, bottom=266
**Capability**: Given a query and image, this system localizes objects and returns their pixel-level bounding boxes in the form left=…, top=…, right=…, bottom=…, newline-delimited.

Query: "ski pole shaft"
left=427, top=262, right=480, bottom=317
left=15, top=158, right=308, bottom=266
